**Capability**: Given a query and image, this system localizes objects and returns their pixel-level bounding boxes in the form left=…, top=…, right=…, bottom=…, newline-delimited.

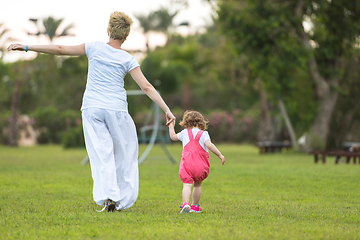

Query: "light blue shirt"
left=81, top=41, right=140, bottom=112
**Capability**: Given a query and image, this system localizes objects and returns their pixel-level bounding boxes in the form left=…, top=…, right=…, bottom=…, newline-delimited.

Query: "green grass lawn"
left=0, top=144, right=359, bottom=239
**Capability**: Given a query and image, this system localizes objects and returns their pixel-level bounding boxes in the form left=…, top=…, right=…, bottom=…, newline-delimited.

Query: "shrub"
left=32, top=106, right=61, bottom=144
left=32, top=107, right=83, bottom=146
left=62, top=125, right=85, bottom=149
left=206, top=108, right=259, bottom=143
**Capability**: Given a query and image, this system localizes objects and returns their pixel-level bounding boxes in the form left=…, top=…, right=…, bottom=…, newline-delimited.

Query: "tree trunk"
left=9, top=79, right=21, bottom=147
left=305, top=90, right=338, bottom=151
left=257, top=87, right=275, bottom=141
left=295, top=0, right=339, bottom=151
left=182, top=81, right=192, bottom=110
left=145, top=34, right=150, bottom=52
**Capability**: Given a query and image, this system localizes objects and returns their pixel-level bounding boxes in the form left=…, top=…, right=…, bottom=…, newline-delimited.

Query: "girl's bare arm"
left=168, top=122, right=179, bottom=141
left=205, top=140, right=225, bottom=165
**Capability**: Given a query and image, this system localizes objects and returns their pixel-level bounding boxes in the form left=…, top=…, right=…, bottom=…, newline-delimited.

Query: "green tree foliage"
left=139, top=23, right=261, bottom=113
left=218, top=0, right=360, bottom=149
left=0, top=16, right=78, bottom=146
left=310, top=1, right=360, bottom=77
left=25, top=16, right=77, bottom=112
left=3, top=54, right=86, bottom=113
left=0, top=61, right=11, bottom=111
left=218, top=1, right=308, bottom=96
left=141, top=37, right=205, bottom=110
left=57, top=56, right=88, bottom=110
left=28, top=55, right=87, bottom=111
left=32, top=106, right=83, bottom=145
left=195, top=26, right=259, bottom=112
left=5, top=6, right=359, bottom=146
left=327, top=54, right=360, bottom=149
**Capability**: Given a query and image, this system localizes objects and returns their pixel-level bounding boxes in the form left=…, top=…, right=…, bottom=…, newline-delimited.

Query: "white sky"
left=0, top=0, right=214, bottom=62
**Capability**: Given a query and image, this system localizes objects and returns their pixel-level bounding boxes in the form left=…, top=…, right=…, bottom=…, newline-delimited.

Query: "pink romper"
left=179, top=129, right=210, bottom=184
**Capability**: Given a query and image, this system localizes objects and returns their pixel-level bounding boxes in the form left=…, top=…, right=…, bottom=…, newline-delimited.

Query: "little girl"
left=168, top=110, right=225, bottom=213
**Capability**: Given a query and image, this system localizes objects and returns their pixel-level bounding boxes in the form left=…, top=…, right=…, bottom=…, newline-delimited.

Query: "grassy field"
left=0, top=144, right=359, bottom=240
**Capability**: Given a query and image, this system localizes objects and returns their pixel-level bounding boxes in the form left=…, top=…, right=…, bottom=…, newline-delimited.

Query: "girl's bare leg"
left=192, top=181, right=202, bottom=206
left=182, top=183, right=193, bottom=203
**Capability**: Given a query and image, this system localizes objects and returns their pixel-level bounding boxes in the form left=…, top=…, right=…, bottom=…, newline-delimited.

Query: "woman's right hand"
left=7, top=43, right=26, bottom=52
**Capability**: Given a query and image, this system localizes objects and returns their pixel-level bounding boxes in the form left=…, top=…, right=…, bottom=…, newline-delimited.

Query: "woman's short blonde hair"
left=179, top=110, right=209, bottom=130
left=108, top=11, right=133, bottom=40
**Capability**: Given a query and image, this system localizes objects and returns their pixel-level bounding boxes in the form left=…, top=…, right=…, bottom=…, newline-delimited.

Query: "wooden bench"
left=258, top=141, right=292, bottom=154
left=310, top=150, right=360, bottom=164
left=309, top=150, right=326, bottom=163
left=328, top=151, right=360, bottom=164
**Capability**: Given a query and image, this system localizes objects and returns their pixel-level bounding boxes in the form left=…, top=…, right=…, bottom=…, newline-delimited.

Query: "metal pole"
left=138, top=102, right=160, bottom=165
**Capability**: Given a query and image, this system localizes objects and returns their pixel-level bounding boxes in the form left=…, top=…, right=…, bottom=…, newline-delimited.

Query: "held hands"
left=7, top=43, right=26, bottom=52
left=167, top=113, right=179, bottom=141
left=167, top=119, right=176, bottom=127
left=165, top=111, right=176, bottom=126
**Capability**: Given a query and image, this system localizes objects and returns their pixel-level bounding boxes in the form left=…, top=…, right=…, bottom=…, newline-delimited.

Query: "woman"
left=7, top=11, right=176, bottom=212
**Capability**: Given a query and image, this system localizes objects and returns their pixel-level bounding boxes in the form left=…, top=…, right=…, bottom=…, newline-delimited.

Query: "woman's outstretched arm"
left=130, top=66, right=176, bottom=125
left=7, top=43, right=86, bottom=56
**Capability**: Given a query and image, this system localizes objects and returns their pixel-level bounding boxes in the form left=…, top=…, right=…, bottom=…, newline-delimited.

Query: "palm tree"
left=9, top=16, right=75, bottom=147
left=28, top=17, right=74, bottom=43
left=153, top=8, right=178, bottom=34
left=135, top=12, right=158, bottom=52
left=135, top=8, right=178, bottom=52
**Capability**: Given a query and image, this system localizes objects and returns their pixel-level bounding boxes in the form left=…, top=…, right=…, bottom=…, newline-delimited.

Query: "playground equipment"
left=81, top=90, right=176, bottom=165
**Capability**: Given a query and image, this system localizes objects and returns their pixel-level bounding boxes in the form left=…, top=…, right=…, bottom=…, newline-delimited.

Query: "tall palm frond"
left=43, top=17, right=63, bottom=41
left=135, top=12, right=158, bottom=34
left=135, top=8, right=178, bottom=51
left=28, top=18, right=41, bottom=37
left=135, top=12, right=158, bottom=52
left=153, top=8, right=178, bottom=33
left=58, top=24, right=75, bottom=37
left=28, top=17, right=75, bottom=43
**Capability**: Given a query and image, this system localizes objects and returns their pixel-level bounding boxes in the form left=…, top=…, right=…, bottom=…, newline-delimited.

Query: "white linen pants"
left=82, top=108, right=139, bottom=210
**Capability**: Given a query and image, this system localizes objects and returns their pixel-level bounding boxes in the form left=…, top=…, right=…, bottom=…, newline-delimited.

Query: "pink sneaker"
left=190, top=204, right=202, bottom=213
left=180, top=202, right=190, bottom=214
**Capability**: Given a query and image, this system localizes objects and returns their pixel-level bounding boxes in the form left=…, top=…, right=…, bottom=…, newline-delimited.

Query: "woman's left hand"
left=165, top=111, right=176, bottom=126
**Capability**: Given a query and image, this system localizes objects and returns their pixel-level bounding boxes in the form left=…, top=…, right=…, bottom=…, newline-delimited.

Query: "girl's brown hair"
left=179, top=110, right=209, bottom=130
left=108, top=12, right=133, bottom=40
